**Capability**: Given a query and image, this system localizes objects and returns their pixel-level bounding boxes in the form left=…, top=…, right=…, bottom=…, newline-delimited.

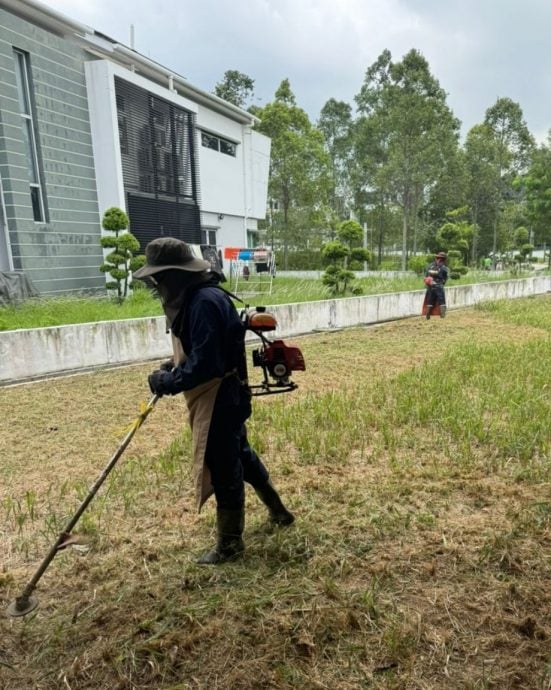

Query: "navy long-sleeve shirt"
left=163, top=284, right=246, bottom=394
left=425, top=261, right=449, bottom=286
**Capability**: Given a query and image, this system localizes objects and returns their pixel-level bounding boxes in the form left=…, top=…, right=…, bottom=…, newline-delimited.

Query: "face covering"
left=154, top=269, right=211, bottom=327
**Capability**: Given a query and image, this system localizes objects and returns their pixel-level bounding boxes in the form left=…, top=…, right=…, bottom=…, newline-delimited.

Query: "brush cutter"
left=244, top=307, right=306, bottom=396
left=6, top=394, right=159, bottom=618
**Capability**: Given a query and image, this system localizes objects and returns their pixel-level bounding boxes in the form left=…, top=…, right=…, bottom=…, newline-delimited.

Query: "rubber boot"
left=254, top=480, right=295, bottom=526
left=196, top=507, right=245, bottom=565
left=426, top=306, right=433, bottom=320
left=440, top=305, right=447, bottom=318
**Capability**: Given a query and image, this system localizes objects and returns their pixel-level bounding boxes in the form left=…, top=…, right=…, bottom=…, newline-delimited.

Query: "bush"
left=408, top=255, right=431, bottom=275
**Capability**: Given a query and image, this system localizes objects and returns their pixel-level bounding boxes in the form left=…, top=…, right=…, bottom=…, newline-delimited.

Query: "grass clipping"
left=1, top=297, right=550, bottom=689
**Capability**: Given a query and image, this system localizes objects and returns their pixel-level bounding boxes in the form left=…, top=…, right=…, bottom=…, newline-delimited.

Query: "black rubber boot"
left=254, top=480, right=295, bottom=526
left=440, top=305, right=447, bottom=318
left=196, top=507, right=245, bottom=565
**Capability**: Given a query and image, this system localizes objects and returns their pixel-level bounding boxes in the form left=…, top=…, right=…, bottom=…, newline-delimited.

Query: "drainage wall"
left=1, top=276, right=549, bottom=384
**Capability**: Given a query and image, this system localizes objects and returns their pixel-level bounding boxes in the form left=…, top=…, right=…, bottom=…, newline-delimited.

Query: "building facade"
left=0, top=0, right=270, bottom=294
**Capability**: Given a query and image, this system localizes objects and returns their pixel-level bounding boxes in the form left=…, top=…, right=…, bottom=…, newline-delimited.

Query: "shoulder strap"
left=216, top=285, right=248, bottom=307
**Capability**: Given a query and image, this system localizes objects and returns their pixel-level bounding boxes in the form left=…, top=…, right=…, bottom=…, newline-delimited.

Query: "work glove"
left=159, top=358, right=174, bottom=372
left=148, top=369, right=174, bottom=397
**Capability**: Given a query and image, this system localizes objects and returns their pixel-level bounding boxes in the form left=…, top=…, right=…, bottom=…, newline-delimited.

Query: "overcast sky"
left=46, top=0, right=550, bottom=142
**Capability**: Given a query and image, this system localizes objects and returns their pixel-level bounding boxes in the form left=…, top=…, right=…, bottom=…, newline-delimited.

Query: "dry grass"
left=1, top=298, right=550, bottom=689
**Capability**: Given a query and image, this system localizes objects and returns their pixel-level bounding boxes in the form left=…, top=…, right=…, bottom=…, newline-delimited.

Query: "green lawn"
left=0, top=270, right=534, bottom=331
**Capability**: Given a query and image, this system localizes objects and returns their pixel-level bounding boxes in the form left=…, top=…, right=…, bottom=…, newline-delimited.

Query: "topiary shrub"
left=99, top=207, right=145, bottom=302
left=320, top=221, right=371, bottom=295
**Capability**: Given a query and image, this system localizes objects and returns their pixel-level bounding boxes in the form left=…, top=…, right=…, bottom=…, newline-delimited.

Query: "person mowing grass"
left=134, top=237, right=294, bottom=564
left=422, top=251, right=450, bottom=320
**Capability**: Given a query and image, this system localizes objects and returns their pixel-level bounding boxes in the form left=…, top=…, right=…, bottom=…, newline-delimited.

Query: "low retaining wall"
left=1, top=276, right=550, bottom=385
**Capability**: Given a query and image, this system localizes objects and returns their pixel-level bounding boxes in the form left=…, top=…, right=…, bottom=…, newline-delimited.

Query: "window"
left=13, top=49, right=47, bottom=222
left=201, top=132, right=218, bottom=151
left=200, top=131, right=237, bottom=157
left=201, top=227, right=217, bottom=246
left=220, top=139, right=236, bottom=156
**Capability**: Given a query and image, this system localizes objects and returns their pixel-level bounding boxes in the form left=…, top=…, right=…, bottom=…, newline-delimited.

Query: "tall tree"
left=214, top=70, right=255, bottom=109
left=522, top=133, right=551, bottom=266
left=355, top=50, right=460, bottom=269
left=483, top=97, right=535, bottom=260
left=318, top=99, right=354, bottom=219
left=351, top=113, right=395, bottom=265
left=253, top=80, right=331, bottom=268
left=420, top=148, right=469, bottom=257
left=463, top=124, right=502, bottom=261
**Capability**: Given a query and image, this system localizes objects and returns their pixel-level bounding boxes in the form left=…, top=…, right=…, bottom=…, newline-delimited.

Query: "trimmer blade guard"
left=6, top=594, right=39, bottom=617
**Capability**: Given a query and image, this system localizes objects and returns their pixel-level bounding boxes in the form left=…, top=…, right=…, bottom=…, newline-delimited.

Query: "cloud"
left=42, top=0, right=551, bottom=140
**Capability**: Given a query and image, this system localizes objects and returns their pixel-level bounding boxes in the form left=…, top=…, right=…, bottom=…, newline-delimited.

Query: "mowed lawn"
left=1, top=297, right=550, bottom=689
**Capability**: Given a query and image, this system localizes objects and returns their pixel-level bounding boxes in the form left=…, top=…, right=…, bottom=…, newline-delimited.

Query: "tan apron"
left=171, top=334, right=220, bottom=512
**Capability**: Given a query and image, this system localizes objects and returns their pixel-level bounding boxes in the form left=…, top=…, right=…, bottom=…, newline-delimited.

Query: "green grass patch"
left=1, top=297, right=550, bottom=689
left=0, top=270, right=531, bottom=331
left=0, top=287, right=163, bottom=331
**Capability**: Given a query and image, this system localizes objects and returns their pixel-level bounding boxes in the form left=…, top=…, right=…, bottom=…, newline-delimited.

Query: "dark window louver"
left=114, top=77, right=202, bottom=250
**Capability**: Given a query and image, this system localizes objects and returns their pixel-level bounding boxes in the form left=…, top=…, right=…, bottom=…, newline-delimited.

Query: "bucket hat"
left=133, top=237, right=211, bottom=278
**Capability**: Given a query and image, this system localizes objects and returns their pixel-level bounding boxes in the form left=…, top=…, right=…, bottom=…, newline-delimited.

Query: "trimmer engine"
left=245, top=307, right=306, bottom=396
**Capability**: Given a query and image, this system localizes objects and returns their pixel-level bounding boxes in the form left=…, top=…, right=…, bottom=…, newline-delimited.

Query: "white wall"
left=248, top=130, right=271, bottom=219
left=197, top=106, right=270, bottom=224
left=1, top=276, right=549, bottom=385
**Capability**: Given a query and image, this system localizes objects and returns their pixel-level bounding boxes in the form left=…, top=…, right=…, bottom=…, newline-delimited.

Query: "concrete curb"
left=1, top=276, right=550, bottom=385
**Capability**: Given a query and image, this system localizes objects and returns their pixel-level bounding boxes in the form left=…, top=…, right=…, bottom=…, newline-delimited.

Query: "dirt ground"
left=0, top=305, right=549, bottom=689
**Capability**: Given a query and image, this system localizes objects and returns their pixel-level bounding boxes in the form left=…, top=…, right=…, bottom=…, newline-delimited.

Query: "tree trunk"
left=471, top=202, right=478, bottom=265
left=401, top=211, right=408, bottom=271
left=283, top=202, right=289, bottom=270
left=492, top=208, right=499, bottom=268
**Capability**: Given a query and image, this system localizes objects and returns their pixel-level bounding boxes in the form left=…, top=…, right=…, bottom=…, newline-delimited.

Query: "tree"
left=214, top=70, right=255, bottom=109
left=99, top=207, right=144, bottom=301
left=318, top=99, right=354, bottom=219
left=483, top=97, right=535, bottom=261
left=464, top=124, right=502, bottom=261
left=421, top=148, right=469, bottom=255
left=522, top=133, right=551, bottom=267
left=355, top=50, right=460, bottom=269
left=435, top=208, right=474, bottom=268
left=351, top=113, right=401, bottom=266
left=253, top=80, right=331, bottom=269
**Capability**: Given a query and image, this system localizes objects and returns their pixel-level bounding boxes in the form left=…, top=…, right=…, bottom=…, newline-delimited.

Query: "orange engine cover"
left=248, top=312, right=278, bottom=332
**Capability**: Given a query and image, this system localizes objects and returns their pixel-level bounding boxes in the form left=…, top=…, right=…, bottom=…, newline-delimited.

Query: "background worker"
left=133, top=238, right=294, bottom=565
left=423, top=251, right=449, bottom=319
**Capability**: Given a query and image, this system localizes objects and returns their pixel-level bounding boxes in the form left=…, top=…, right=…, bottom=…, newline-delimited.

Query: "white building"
left=0, top=0, right=270, bottom=294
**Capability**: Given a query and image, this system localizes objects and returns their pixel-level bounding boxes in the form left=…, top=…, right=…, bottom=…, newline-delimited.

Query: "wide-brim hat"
left=435, top=251, right=447, bottom=260
left=133, top=237, right=211, bottom=278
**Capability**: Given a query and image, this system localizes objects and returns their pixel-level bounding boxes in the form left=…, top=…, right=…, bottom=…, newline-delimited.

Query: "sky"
left=44, top=0, right=550, bottom=143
